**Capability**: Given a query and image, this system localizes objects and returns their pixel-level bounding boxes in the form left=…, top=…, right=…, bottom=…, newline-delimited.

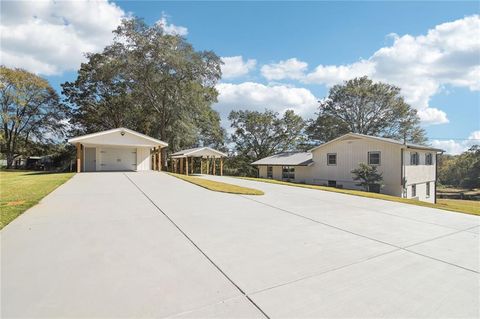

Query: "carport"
left=170, top=147, right=227, bottom=175
left=68, top=128, right=168, bottom=172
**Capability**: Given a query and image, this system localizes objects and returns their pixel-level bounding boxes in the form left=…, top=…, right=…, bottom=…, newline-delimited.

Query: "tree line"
left=2, top=17, right=476, bottom=185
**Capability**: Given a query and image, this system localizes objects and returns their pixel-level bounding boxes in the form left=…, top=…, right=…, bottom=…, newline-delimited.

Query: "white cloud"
left=266, top=15, right=480, bottom=125
left=214, top=82, right=318, bottom=128
left=431, top=130, right=480, bottom=155
left=304, top=60, right=375, bottom=86
left=0, top=0, right=127, bottom=75
left=221, top=56, right=256, bottom=79
left=156, top=13, right=188, bottom=36
left=261, top=58, right=308, bottom=81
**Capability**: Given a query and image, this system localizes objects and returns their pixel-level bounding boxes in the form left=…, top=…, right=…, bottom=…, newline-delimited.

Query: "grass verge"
left=1, top=170, right=74, bottom=229
left=168, top=173, right=264, bottom=195
left=237, top=177, right=479, bottom=216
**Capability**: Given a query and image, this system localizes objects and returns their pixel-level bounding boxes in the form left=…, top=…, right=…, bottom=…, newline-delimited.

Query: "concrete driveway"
left=1, top=172, right=479, bottom=318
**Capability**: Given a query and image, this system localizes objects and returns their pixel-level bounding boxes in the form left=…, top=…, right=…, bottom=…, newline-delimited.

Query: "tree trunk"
left=6, top=153, right=15, bottom=169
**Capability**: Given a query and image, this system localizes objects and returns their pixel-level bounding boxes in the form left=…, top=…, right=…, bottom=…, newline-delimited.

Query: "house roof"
left=68, top=127, right=168, bottom=147
left=309, top=133, right=444, bottom=152
left=171, top=147, right=227, bottom=158
left=251, top=152, right=313, bottom=166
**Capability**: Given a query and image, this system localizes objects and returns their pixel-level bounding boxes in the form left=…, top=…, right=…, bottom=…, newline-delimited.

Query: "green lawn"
left=0, top=170, right=74, bottom=229
left=168, top=173, right=264, bottom=195
left=237, top=177, right=480, bottom=216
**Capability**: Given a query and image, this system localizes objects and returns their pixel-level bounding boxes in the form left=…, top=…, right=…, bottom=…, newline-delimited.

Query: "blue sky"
left=2, top=1, right=479, bottom=154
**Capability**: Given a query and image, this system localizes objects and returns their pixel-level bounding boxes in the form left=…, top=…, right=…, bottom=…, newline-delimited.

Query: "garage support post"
left=212, top=157, right=216, bottom=175
left=185, top=157, right=189, bottom=176
left=157, top=147, right=161, bottom=171
left=220, top=158, right=223, bottom=176
left=76, top=143, right=82, bottom=173
left=206, top=156, right=210, bottom=175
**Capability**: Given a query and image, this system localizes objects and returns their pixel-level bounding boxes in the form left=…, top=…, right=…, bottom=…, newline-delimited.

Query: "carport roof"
left=171, top=147, right=227, bottom=158
left=68, top=127, right=168, bottom=147
left=251, top=152, right=313, bottom=166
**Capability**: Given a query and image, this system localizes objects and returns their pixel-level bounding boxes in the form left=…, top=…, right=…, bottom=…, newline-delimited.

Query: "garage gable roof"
left=68, top=128, right=168, bottom=147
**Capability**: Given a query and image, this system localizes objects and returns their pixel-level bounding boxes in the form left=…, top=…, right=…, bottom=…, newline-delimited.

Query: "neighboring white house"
left=252, top=133, right=444, bottom=203
left=68, top=128, right=168, bottom=172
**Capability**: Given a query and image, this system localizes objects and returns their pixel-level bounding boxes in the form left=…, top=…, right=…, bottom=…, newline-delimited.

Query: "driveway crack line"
left=123, top=173, right=270, bottom=319
left=213, top=176, right=476, bottom=232
left=240, top=195, right=479, bottom=274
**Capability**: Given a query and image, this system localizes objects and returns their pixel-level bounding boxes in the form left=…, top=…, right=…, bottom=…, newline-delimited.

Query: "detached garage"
left=68, top=128, right=168, bottom=172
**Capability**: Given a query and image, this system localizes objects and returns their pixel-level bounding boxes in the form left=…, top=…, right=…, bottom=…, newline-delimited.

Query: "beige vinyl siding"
left=310, top=138, right=403, bottom=196
left=404, top=150, right=436, bottom=203
left=136, top=147, right=151, bottom=171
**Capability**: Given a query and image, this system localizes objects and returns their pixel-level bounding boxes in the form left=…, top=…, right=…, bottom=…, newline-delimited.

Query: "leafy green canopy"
left=438, top=146, right=480, bottom=188
left=227, top=109, right=306, bottom=176
left=1, top=66, right=68, bottom=168
left=62, top=18, right=225, bottom=152
left=351, top=163, right=384, bottom=192
left=307, top=77, right=426, bottom=144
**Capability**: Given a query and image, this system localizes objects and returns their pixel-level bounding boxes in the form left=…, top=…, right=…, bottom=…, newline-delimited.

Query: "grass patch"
left=436, top=199, right=480, bottom=216
left=237, top=177, right=479, bottom=216
left=168, top=173, right=264, bottom=195
left=1, top=170, right=74, bottom=229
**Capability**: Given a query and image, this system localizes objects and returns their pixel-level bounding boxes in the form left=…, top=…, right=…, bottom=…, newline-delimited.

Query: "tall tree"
left=306, top=77, right=426, bottom=144
left=228, top=109, right=306, bottom=175
left=438, top=145, right=480, bottom=188
left=0, top=66, right=68, bottom=168
left=62, top=18, right=225, bottom=152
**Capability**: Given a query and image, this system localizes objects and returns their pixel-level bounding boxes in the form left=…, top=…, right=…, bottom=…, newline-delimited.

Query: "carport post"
left=212, top=157, right=216, bottom=175
left=200, top=158, right=203, bottom=174
left=157, top=147, right=161, bottom=171
left=180, top=157, right=184, bottom=174
left=220, top=157, right=223, bottom=176
left=185, top=157, right=189, bottom=176
left=206, top=156, right=210, bottom=175
left=76, top=143, right=81, bottom=173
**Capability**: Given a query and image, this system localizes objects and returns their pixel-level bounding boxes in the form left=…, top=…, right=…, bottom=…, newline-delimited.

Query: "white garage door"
left=100, top=147, right=137, bottom=171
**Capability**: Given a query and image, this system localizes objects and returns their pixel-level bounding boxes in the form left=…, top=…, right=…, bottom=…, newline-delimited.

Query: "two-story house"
left=252, top=133, right=444, bottom=203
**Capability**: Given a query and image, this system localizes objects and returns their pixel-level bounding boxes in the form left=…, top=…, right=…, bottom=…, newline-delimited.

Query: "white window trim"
left=368, top=151, right=381, bottom=166
left=425, top=153, right=433, bottom=166
left=410, top=152, right=419, bottom=166
left=267, top=166, right=273, bottom=179
left=327, top=153, right=337, bottom=166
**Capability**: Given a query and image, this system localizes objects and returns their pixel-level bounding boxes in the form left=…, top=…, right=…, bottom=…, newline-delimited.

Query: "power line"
left=428, top=138, right=480, bottom=141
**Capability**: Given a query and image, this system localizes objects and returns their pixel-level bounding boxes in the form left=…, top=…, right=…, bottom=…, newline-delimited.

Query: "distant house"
left=252, top=133, right=444, bottom=203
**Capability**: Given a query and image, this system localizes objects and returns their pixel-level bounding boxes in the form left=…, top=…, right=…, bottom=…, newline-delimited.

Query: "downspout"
left=400, top=148, right=404, bottom=198
left=435, top=151, right=443, bottom=204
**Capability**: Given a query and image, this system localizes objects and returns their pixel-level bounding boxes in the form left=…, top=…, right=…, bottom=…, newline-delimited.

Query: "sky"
left=1, top=0, right=479, bottom=154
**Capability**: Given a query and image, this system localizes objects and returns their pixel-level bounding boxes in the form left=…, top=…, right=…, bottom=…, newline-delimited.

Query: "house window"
left=327, top=153, right=337, bottom=165
left=267, top=166, right=273, bottom=179
left=368, top=152, right=381, bottom=165
left=426, top=182, right=430, bottom=197
left=412, top=184, right=417, bottom=197
left=410, top=152, right=419, bottom=165
left=282, top=166, right=295, bottom=180
left=425, top=153, right=433, bottom=165
left=328, top=180, right=337, bottom=187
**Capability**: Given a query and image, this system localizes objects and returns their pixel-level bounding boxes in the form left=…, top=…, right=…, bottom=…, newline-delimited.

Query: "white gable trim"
left=68, top=127, right=168, bottom=147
